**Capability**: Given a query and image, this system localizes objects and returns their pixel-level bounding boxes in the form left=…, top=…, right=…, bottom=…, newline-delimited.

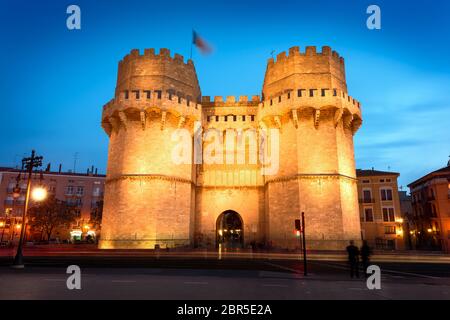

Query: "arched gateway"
left=216, top=210, right=244, bottom=249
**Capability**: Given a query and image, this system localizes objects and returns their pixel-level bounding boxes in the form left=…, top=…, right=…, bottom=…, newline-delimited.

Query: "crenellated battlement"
left=257, top=87, right=362, bottom=133
left=201, top=95, right=260, bottom=106
left=263, top=45, right=348, bottom=99
left=116, top=48, right=201, bottom=102
left=267, top=46, right=344, bottom=67
left=101, top=91, right=202, bottom=135
left=119, top=48, right=194, bottom=67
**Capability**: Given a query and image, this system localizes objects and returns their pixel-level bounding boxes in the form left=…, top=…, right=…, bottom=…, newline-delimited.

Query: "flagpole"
left=190, top=29, right=194, bottom=60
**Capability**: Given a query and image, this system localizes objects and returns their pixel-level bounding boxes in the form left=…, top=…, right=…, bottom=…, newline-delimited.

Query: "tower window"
left=132, top=90, right=140, bottom=99
left=124, top=90, right=129, bottom=99
left=250, top=115, right=255, bottom=121
left=278, top=96, right=281, bottom=103
left=216, top=116, right=219, bottom=121
left=233, top=115, right=237, bottom=121
left=155, top=90, right=162, bottom=99
left=224, top=116, right=228, bottom=122
left=287, top=92, right=291, bottom=99
left=144, top=90, right=151, bottom=99
left=207, top=116, right=210, bottom=122
left=242, top=115, right=246, bottom=121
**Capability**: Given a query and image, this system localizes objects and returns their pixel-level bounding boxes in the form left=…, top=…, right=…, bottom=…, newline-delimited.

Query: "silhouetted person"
left=346, top=240, right=360, bottom=278
left=360, top=240, right=372, bottom=277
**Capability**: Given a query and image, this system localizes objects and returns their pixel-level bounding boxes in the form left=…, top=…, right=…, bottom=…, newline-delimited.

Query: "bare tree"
left=28, top=195, right=78, bottom=241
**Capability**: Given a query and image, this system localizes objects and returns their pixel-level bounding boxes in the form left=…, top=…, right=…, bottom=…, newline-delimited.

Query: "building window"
left=66, top=186, right=74, bottom=195
left=76, top=186, right=84, bottom=196
left=381, top=188, right=393, bottom=201
left=92, top=187, right=101, bottom=197
left=362, top=189, right=372, bottom=203
left=382, top=207, right=395, bottom=222
left=380, top=179, right=385, bottom=182
left=362, top=180, right=370, bottom=183
left=384, top=226, right=396, bottom=234
left=386, top=179, right=391, bottom=182
left=364, top=208, right=374, bottom=222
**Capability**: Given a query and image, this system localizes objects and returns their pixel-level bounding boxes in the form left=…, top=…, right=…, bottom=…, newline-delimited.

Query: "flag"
left=192, top=30, right=212, bottom=54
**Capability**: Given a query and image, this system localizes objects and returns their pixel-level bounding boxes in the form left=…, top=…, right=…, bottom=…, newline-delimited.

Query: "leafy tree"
left=90, top=200, right=103, bottom=229
left=28, top=195, right=78, bottom=241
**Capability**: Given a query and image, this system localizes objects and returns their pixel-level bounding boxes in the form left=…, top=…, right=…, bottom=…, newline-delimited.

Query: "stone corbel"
left=140, top=111, right=146, bottom=130
left=291, top=109, right=298, bottom=128
left=343, top=114, right=353, bottom=129
left=161, top=111, right=167, bottom=130
left=109, top=116, right=120, bottom=132
left=334, top=108, right=344, bottom=127
left=259, top=121, right=267, bottom=131
left=118, top=111, right=127, bottom=130
left=314, top=109, right=321, bottom=128
left=102, top=121, right=112, bottom=136
left=352, top=118, right=362, bottom=135
left=178, top=116, right=186, bottom=128
left=273, top=115, right=282, bottom=129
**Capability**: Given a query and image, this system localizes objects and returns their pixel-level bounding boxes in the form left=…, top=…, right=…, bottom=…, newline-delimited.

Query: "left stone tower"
left=99, top=48, right=201, bottom=249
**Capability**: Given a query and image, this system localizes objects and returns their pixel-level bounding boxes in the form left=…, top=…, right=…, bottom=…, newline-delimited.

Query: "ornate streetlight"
left=12, top=150, right=45, bottom=268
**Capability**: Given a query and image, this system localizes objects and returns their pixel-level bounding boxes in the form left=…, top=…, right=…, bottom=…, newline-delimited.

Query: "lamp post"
left=12, top=150, right=44, bottom=268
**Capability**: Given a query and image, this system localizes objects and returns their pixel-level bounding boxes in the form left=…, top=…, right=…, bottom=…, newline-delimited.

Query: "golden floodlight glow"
left=0, top=221, right=4, bottom=227
left=15, top=224, right=21, bottom=230
left=395, top=218, right=404, bottom=224
left=427, top=228, right=433, bottom=233
left=31, top=186, right=47, bottom=201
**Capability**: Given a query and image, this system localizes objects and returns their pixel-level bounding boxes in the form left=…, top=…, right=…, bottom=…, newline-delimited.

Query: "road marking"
left=44, top=278, right=65, bottom=282
left=263, top=261, right=302, bottom=274
left=261, top=284, right=288, bottom=288
left=315, top=261, right=441, bottom=280
left=184, top=281, right=209, bottom=285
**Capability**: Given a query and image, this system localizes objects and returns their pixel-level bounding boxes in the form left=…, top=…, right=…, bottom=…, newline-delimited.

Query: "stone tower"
left=99, top=45, right=363, bottom=250
left=260, top=46, right=362, bottom=249
left=99, top=48, right=201, bottom=249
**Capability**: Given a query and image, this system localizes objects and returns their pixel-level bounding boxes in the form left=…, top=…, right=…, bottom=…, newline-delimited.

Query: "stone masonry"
left=99, top=46, right=363, bottom=250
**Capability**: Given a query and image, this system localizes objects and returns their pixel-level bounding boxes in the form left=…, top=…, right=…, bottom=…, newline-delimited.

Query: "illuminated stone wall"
left=99, top=46, right=363, bottom=250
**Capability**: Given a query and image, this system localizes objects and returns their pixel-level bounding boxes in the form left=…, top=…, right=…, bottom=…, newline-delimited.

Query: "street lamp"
left=31, top=186, right=47, bottom=202
left=12, top=150, right=44, bottom=268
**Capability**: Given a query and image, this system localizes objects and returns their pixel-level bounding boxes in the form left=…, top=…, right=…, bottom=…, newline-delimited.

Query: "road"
left=1, top=257, right=449, bottom=299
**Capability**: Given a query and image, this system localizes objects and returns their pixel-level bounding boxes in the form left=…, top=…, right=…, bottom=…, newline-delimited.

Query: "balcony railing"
left=359, top=198, right=375, bottom=204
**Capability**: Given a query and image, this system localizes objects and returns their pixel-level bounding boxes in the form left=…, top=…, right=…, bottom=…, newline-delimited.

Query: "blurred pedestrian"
left=346, top=240, right=360, bottom=278
left=360, top=240, right=372, bottom=278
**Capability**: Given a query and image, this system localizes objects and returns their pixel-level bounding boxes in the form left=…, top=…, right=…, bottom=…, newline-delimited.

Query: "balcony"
left=359, top=198, right=375, bottom=204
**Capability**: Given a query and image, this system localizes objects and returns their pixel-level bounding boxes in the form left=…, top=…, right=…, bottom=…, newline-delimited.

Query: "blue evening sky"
left=0, top=0, right=449, bottom=189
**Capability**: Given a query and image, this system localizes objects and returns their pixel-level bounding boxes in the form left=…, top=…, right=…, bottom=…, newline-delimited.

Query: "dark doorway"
left=216, top=210, right=243, bottom=249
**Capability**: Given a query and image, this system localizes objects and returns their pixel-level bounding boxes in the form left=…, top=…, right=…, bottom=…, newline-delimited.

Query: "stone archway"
left=216, top=210, right=244, bottom=249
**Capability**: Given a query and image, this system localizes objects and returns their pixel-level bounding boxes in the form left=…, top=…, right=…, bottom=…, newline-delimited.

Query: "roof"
left=0, top=167, right=105, bottom=178
left=407, top=165, right=450, bottom=187
left=356, top=169, right=400, bottom=177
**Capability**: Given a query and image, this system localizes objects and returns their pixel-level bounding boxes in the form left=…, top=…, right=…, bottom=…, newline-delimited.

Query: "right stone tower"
left=259, top=46, right=363, bottom=249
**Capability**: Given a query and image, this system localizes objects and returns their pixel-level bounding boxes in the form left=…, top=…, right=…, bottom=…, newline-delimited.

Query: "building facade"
left=356, top=169, right=405, bottom=250
left=0, top=167, right=105, bottom=242
left=408, top=164, right=450, bottom=253
left=99, top=46, right=363, bottom=250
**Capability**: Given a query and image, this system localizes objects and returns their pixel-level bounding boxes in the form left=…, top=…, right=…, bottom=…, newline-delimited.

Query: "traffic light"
left=294, top=219, right=301, bottom=236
